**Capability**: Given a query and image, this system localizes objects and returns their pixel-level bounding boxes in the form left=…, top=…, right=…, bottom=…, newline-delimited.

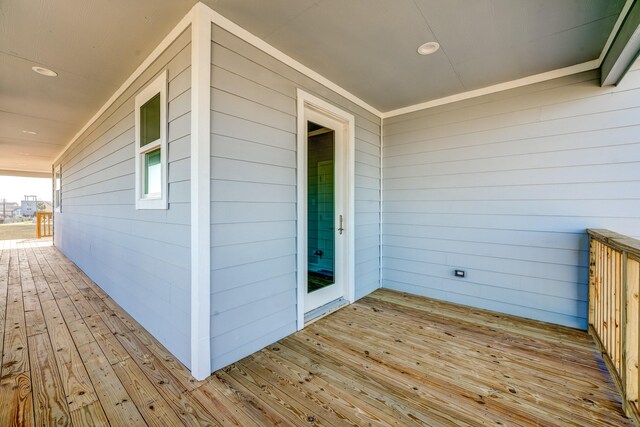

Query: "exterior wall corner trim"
left=190, top=1, right=213, bottom=381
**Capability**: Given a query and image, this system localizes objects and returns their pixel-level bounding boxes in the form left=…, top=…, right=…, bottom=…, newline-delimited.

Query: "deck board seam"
left=36, top=244, right=203, bottom=426
left=0, top=240, right=632, bottom=427
left=18, top=246, right=38, bottom=427
left=30, top=246, right=110, bottom=425
left=34, top=242, right=127, bottom=426
left=25, top=243, right=77, bottom=425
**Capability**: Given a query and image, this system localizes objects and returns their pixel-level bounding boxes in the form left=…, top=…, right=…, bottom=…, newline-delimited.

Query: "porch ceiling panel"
left=0, top=0, right=628, bottom=174
left=0, top=0, right=195, bottom=175
left=208, top=0, right=625, bottom=110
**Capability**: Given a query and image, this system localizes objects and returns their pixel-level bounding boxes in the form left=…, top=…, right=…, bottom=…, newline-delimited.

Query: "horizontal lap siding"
left=210, top=24, right=381, bottom=370
left=382, top=68, right=640, bottom=329
left=55, top=29, right=192, bottom=365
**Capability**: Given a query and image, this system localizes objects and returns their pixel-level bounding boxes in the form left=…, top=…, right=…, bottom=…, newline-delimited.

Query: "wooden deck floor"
left=0, top=239, right=631, bottom=426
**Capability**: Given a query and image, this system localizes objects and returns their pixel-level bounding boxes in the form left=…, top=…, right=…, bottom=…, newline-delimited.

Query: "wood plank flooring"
left=0, top=239, right=632, bottom=426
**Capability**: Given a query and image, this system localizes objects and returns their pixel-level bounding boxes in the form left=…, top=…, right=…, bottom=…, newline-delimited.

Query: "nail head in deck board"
left=130, top=323, right=203, bottom=392
left=243, top=350, right=391, bottom=427
left=318, top=309, right=611, bottom=425
left=84, top=314, right=133, bottom=365
left=111, top=357, right=185, bottom=427
left=76, top=341, right=146, bottom=426
left=97, top=311, right=222, bottom=425
left=39, top=298, right=100, bottom=411
left=100, top=297, right=199, bottom=392
left=0, top=250, right=33, bottom=426
left=213, top=368, right=298, bottom=427
left=1, top=241, right=633, bottom=426
left=262, top=340, right=432, bottom=426
left=226, top=362, right=335, bottom=427
left=66, top=319, right=95, bottom=348
left=28, top=333, right=70, bottom=426
left=3, top=285, right=29, bottom=377
left=255, top=347, right=416, bottom=426
left=190, top=382, right=261, bottom=427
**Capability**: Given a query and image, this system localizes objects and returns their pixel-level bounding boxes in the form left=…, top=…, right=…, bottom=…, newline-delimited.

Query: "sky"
left=0, top=176, right=52, bottom=203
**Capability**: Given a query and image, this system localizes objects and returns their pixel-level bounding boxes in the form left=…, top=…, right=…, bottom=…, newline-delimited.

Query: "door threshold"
left=304, top=297, right=349, bottom=325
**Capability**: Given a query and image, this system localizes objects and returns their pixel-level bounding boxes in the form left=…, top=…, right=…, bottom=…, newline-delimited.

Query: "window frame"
left=54, top=164, right=62, bottom=213
left=135, top=70, right=168, bottom=210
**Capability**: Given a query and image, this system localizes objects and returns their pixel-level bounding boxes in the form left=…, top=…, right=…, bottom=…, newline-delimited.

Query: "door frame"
left=296, top=89, right=355, bottom=330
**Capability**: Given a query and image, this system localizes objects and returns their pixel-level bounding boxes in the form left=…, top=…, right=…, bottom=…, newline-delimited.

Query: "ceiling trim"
left=383, top=0, right=635, bottom=119
left=52, top=0, right=635, bottom=165
left=52, top=2, right=383, bottom=166
left=205, top=7, right=383, bottom=118
left=382, top=60, right=599, bottom=118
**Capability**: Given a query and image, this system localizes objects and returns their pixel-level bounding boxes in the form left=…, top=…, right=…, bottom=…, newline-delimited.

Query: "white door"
left=297, top=90, right=355, bottom=328
left=303, top=108, right=347, bottom=313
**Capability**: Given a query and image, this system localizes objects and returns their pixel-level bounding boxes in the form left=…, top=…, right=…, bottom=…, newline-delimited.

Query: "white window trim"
left=135, top=70, right=168, bottom=210
left=54, top=164, right=62, bottom=213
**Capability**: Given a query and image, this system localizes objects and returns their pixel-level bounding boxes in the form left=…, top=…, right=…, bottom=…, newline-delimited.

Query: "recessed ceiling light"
left=32, top=66, right=58, bottom=77
left=22, top=130, right=37, bottom=135
left=417, top=42, right=440, bottom=56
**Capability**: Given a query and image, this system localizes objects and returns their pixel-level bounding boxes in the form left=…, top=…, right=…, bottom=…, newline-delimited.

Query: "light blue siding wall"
left=210, top=24, right=381, bottom=370
left=382, top=68, right=640, bottom=330
left=54, top=29, right=192, bottom=366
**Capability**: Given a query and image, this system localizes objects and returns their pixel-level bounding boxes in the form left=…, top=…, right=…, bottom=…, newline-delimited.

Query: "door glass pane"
left=140, top=93, right=161, bottom=147
left=145, top=148, right=161, bottom=195
left=307, top=121, right=335, bottom=293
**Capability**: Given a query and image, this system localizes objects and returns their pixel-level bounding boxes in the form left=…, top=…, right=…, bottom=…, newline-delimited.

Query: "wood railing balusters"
left=36, top=212, right=53, bottom=238
left=588, top=229, right=640, bottom=425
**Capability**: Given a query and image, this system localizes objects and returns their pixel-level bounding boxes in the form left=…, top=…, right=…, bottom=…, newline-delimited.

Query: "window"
left=54, top=164, right=62, bottom=212
left=135, top=70, right=167, bottom=209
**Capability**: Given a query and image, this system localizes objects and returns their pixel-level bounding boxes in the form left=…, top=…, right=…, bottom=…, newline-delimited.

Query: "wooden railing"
left=36, top=212, right=53, bottom=238
left=588, top=229, right=640, bottom=423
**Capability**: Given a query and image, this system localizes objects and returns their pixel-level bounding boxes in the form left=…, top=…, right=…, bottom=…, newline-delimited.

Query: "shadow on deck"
left=0, top=239, right=631, bottom=426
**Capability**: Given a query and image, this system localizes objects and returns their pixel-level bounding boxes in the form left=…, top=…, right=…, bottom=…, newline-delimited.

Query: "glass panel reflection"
left=307, top=121, right=335, bottom=293
left=145, top=148, right=161, bottom=195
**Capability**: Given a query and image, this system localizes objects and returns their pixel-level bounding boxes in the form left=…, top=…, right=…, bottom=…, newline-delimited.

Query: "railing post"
left=627, top=255, right=640, bottom=407
left=35, top=212, right=53, bottom=239
left=622, top=250, right=630, bottom=415
left=589, top=236, right=596, bottom=326
left=36, top=212, right=41, bottom=238
left=587, top=229, right=640, bottom=424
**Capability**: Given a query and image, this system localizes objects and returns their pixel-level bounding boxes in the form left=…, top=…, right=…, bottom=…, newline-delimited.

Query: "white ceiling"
left=0, top=0, right=626, bottom=174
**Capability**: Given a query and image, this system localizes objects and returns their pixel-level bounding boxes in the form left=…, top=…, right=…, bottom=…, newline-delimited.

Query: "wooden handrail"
left=588, top=229, right=640, bottom=425
left=36, top=212, right=53, bottom=238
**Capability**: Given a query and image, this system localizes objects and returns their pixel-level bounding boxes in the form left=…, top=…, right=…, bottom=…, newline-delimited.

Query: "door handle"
left=338, top=214, right=344, bottom=235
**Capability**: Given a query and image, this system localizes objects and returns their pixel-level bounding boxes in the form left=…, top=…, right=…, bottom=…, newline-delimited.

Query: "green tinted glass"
left=144, top=148, right=161, bottom=195
left=140, top=93, right=160, bottom=147
left=307, top=122, right=336, bottom=293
